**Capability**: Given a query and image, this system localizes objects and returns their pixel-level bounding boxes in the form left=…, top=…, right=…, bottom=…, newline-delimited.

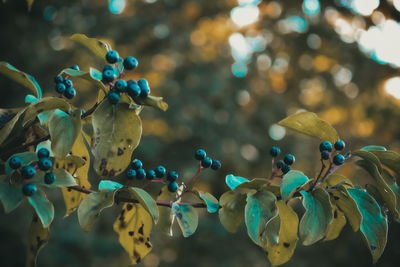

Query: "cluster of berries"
left=269, top=146, right=295, bottom=174
left=125, top=159, right=179, bottom=193
left=8, top=148, right=56, bottom=196
left=194, top=149, right=221, bottom=170
left=319, top=140, right=346, bottom=165
left=102, top=50, right=150, bottom=106
left=53, top=65, right=79, bottom=99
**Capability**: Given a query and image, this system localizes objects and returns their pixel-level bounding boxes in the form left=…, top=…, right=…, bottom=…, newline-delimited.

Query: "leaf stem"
left=185, top=162, right=204, bottom=192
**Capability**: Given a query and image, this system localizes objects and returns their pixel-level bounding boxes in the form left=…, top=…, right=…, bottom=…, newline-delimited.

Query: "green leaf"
left=218, top=191, right=246, bottom=233
left=26, top=214, right=50, bottom=267
left=134, top=95, right=168, bottom=111
left=77, top=189, right=116, bottom=232
left=98, top=180, right=123, bottom=191
left=324, top=205, right=346, bottom=241
left=31, top=169, right=78, bottom=188
left=156, top=185, right=176, bottom=235
left=122, top=187, right=159, bottom=223
left=5, top=152, right=37, bottom=175
left=35, top=140, right=54, bottom=157
left=0, top=107, right=26, bottom=146
left=28, top=190, right=55, bottom=228
left=225, top=174, right=249, bottom=190
left=322, top=173, right=353, bottom=188
left=70, top=34, right=111, bottom=62
left=361, top=145, right=387, bottom=151
left=281, top=170, right=309, bottom=202
left=352, top=150, right=383, bottom=174
left=22, top=97, right=71, bottom=127
left=58, top=68, right=108, bottom=93
left=370, top=150, right=400, bottom=176
left=92, top=101, right=142, bottom=177
left=172, top=202, right=199, bottom=237
left=194, top=190, right=219, bottom=213
left=299, top=188, right=332, bottom=245
left=245, top=190, right=277, bottom=245
left=49, top=109, right=82, bottom=158
left=234, top=178, right=270, bottom=193
left=0, top=176, right=24, bottom=213
left=0, top=62, right=42, bottom=98
left=380, top=169, right=400, bottom=216
left=347, top=188, right=388, bottom=263
left=278, top=111, right=339, bottom=143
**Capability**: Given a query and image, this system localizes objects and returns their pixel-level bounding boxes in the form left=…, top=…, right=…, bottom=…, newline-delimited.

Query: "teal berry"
left=64, top=87, right=76, bottom=99
left=44, top=172, right=56, bottom=184
left=126, top=169, right=137, bottom=179
left=319, top=141, right=333, bottom=152
left=136, top=168, right=146, bottom=180
left=201, top=157, right=212, bottom=168
left=138, top=79, right=150, bottom=98
left=64, top=79, right=73, bottom=88
left=167, top=171, right=178, bottom=182
left=102, top=69, right=114, bottom=83
left=283, top=154, right=295, bottom=165
left=333, top=154, right=345, bottom=165
left=276, top=160, right=285, bottom=169
left=321, top=150, right=330, bottom=160
left=115, top=79, right=128, bottom=92
left=106, top=50, right=119, bottom=64
left=146, top=170, right=156, bottom=180
left=22, top=183, right=37, bottom=196
left=127, top=82, right=141, bottom=98
left=21, top=166, right=36, bottom=179
left=55, top=82, right=66, bottom=94
left=194, top=149, right=206, bottom=160
left=54, top=75, right=63, bottom=83
left=282, top=164, right=291, bottom=174
left=123, top=56, right=138, bottom=70
left=38, top=158, right=52, bottom=171
left=168, top=181, right=179, bottom=193
left=103, top=65, right=114, bottom=71
left=269, top=146, right=281, bottom=157
left=37, top=148, right=50, bottom=159
left=131, top=159, right=143, bottom=170
left=70, top=65, right=80, bottom=71
left=9, top=156, right=22, bottom=169
left=107, top=91, right=120, bottom=105
left=334, top=140, right=345, bottom=151
left=155, top=165, right=166, bottom=178
left=211, top=160, right=221, bottom=170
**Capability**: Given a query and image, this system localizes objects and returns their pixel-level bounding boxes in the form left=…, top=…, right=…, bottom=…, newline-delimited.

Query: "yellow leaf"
left=70, top=34, right=111, bottom=62
left=324, top=205, right=346, bottom=241
left=113, top=203, right=153, bottom=265
left=26, top=214, right=50, bottom=267
left=27, top=0, right=34, bottom=11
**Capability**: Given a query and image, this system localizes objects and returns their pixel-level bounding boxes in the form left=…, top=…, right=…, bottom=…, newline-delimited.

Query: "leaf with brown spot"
left=113, top=203, right=153, bottom=264
left=26, top=214, right=50, bottom=267
left=156, top=186, right=176, bottom=235
left=23, top=97, right=71, bottom=127
left=324, top=205, right=346, bottom=241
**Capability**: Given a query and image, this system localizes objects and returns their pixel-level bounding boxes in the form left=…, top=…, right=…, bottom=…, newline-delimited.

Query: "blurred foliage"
left=1, top=0, right=400, bottom=266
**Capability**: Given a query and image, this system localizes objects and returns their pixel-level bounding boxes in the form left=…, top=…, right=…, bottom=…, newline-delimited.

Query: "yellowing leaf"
left=322, top=173, right=353, bottom=188
left=26, top=214, right=50, bottom=267
left=218, top=191, right=246, bottom=233
left=120, top=187, right=159, bottom=223
left=324, top=205, right=346, bottom=241
left=70, top=34, right=111, bottom=62
left=113, top=203, right=153, bottom=265
left=278, top=112, right=339, bottom=143
left=23, top=97, right=71, bottom=127
left=156, top=185, right=176, bottom=235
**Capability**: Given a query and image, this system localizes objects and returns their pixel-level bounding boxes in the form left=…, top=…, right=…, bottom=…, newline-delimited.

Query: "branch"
left=0, top=134, right=50, bottom=159
left=81, top=102, right=99, bottom=119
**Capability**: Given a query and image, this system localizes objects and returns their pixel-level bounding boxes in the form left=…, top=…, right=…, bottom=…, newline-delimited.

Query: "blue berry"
left=211, top=160, right=221, bottom=170
left=64, top=87, right=76, bottom=99
left=282, top=164, right=291, bottom=174
left=168, top=181, right=179, bottom=193
left=54, top=75, right=63, bottom=83
left=9, top=156, right=22, bottom=169
left=319, top=141, right=333, bottom=152
left=70, top=65, right=80, bottom=71
left=127, top=82, right=141, bottom=98
left=21, top=166, right=36, bottom=179
left=55, top=82, right=66, bottom=94
left=64, top=79, right=73, bottom=88
left=333, top=154, right=345, bottom=165
left=37, top=148, right=50, bottom=159
left=136, top=168, right=146, bottom=180
left=201, top=157, right=212, bottom=168
left=167, top=171, right=178, bottom=182
left=115, top=80, right=128, bottom=92
left=146, top=170, right=156, bottom=180
left=321, top=150, right=330, bottom=160
left=38, top=158, right=52, bottom=171
left=131, top=159, right=143, bottom=170
left=155, top=166, right=166, bottom=178
left=22, top=183, right=37, bottom=196
left=194, top=149, right=206, bottom=160
left=334, top=140, right=345, bottom=151
left=126, top=169, right=137, bottom=179
left=270, top=146, right=281, bottom=157
left=276, top=160, right=285, bottom=169
left=103, top=65, right=114, bottom=72
left=138, top=79, right=150, bottom=98
left=44, top=172, right=56, bottom=184
left=102, top=70, right=114, bottom=83
left=106, top=50, right=119, bottom=64
left=107, top=91, right=120, bottom=105
left=283, top=154, right=295, bottom=165
left=123, top=56, right=138, bottom=70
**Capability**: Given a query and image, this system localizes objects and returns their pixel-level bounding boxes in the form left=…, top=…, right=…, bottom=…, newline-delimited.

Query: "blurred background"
left=1, top=0, right=400, bottom=266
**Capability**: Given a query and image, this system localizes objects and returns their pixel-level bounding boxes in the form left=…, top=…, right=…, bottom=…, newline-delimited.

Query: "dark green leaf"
left=58, top=68, right=107, bottom=93
left=0, top=175, right=24, bottom=213
left=225, top=174, right=249, bottom=190
left=23, top=97, right=71, bottom=126
left=5, top=152, right=37, bottom=175
left=352, top=150, right=383, bottom=174
left=218, top=191, right=246, bottom=233
left=28, top=190, right=55, bottom=228
left=281, top=170, right=309, bottom=202
left=31, top=169, right=77, bottom=188
left=370, top=150, right=400, bottom=176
